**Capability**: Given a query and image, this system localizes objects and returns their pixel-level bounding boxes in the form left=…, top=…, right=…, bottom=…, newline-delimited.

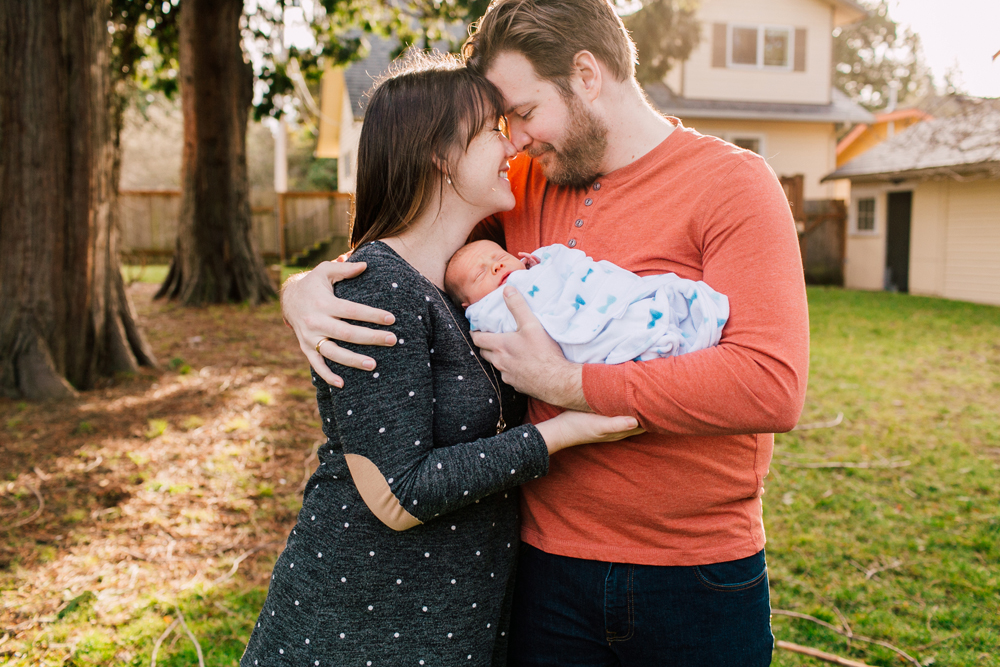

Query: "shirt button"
left=593, top=183, right=601, bottom=191
left=584, top=198, right=593, bottom=206
left=568, top=239, right=577, bottom=248
left=575, top=219, right=584, bottom=228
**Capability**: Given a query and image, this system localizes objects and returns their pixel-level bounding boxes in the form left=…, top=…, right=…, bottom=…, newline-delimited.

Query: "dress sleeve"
left=319, top=268, right=549, bottom=531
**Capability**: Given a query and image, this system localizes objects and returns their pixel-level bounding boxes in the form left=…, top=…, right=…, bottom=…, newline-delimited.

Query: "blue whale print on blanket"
left=647, top=309, right=663, bottom=329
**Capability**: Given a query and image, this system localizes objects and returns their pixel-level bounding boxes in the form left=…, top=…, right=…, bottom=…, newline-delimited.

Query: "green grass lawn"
left=769, top=288, right=999, bottom=666
left=4, top=287, right=998, bottom=666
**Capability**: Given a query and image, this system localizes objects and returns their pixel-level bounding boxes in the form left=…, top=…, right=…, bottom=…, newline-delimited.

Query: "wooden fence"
left=780, top=175, right=847, bottom=286
left=118, top=189, right=353, bottom=264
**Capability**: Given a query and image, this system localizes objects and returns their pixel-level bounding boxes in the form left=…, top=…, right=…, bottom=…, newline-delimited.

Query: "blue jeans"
left=508, top=544, right=773, bottom=666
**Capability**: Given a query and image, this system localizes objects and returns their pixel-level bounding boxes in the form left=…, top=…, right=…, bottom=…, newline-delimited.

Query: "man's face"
left=486, top=51, right=608, bottom=188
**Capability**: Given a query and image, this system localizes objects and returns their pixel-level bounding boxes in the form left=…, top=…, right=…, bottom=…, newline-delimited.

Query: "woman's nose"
left=501, top=134, right=518, bottom=157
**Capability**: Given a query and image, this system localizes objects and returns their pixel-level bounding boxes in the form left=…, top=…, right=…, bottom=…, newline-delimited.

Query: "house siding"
left=942, top=180, right=1000, bottom=306
left=680, top=0, right=832, bottom=105
left=846, top=180, right=1000, bottom=306
left=909, top=181, right=949, bottom=298
left=684, top=118, right=839, bottom=198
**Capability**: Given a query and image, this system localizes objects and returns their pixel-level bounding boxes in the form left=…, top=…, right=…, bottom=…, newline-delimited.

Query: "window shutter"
left=794, top=28, right=807, bottom=71
left=712, top=23, right=727, bottom=68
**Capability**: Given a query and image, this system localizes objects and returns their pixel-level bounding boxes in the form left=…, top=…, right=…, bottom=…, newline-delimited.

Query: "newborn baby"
left=444, top=240, right=730, bottom=365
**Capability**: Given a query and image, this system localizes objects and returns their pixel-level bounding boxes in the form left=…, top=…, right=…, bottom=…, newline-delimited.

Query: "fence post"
left=278, top=192, right=286, bottom=266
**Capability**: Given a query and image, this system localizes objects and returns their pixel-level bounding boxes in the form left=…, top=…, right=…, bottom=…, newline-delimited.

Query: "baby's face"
left=446, top=240, right=528, bottom=307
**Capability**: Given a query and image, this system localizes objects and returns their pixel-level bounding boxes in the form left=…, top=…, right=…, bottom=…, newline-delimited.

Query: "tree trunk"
left=0, top=0, right=156, bottom=400
left=156, top=0, right=276, bottom=305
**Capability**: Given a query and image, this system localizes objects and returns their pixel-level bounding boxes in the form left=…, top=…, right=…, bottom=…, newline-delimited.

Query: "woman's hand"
left=534, top=411, right=645, bottom=455
left=281, top=261, right=398, bottom=387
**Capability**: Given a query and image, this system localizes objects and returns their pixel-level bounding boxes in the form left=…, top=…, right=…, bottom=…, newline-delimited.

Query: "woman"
left=241, top=54, right=638, bottom=667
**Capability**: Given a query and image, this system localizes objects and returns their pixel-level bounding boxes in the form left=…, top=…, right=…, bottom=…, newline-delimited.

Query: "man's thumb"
left=503, top=286, right=531, bottom=323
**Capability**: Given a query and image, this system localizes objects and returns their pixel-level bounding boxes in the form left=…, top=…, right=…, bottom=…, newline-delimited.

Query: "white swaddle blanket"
left=465, top=244, right=729, bottom=365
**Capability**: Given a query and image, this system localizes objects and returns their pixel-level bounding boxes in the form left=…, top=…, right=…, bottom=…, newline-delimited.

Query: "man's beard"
left=527, top=95, right=608, bottom=188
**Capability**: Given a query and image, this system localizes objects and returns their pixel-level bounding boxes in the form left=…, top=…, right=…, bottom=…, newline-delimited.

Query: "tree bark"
left=156, top=0, right=276, bottom=305
left=0, top=0, right=156, bottom=400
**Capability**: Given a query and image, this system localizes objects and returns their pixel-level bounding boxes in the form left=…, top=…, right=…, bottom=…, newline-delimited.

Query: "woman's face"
left=449, top=123, right=518, bottom=215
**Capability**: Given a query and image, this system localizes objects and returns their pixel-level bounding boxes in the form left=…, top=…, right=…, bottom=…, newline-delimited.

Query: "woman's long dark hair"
left=350, top=52, right=507, bottom=249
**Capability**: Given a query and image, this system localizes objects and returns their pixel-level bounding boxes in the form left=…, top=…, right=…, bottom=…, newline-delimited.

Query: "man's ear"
left=571, top=50, right=602, bottom=103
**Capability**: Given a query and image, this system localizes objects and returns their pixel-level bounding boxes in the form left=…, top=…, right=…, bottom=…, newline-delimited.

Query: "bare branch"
left=212, top=540, right=282, bottom=585
left=175, top=607, right=205, bottom=667
left=772, top=609, right=922, bottom=667
left=848, top=558, right=903, bottom=580
left=792, top=412, right=844, bottom=431
left=776, top=640, right=873, bottom=666
left=150, top=619, right=180, bottom=667
left=775, top=459, right=911, bottom=469
left=9, top=483, right=44, bottom=529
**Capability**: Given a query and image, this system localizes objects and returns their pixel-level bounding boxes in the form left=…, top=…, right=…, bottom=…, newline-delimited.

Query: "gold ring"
left=315, top=338, right=328, bottom=355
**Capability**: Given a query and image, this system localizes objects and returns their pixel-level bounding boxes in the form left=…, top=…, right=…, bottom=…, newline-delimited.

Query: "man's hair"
left=462, top=0, right=637, bottom=95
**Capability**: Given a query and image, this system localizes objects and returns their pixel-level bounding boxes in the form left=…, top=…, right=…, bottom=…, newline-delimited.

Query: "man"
left=281, top=0, right=809, bottom=663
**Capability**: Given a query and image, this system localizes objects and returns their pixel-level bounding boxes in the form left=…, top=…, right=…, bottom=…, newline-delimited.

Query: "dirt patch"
left=1, top=284, right=320, bottom=635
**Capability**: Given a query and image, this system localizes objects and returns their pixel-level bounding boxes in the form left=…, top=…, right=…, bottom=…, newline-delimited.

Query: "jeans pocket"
left=693, top=550, right=768, bottom=593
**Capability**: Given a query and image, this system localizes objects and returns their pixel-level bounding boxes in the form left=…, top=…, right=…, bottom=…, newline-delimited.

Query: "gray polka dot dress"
left=242, top=242, right=549, bottom=667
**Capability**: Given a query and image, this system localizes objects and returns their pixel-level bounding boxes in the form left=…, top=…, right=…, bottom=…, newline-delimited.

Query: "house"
left=315, top=37, right=396, bottom=193
left=836, top=107, right=931, bottom=167
left=647, top=0, right=874, bottom=201
left=822, top=98, right=1000, bottom=306
left=318, top=0, right=875, bottom=203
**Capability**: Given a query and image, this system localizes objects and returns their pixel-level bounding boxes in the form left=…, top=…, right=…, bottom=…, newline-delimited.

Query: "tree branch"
left=772, top=609, right=922, bottom=667
left=9, top=483, right=44, bottom=529
left=775, top=459, right=910, bottom=469
left=775, top=640, right=873, bottom=666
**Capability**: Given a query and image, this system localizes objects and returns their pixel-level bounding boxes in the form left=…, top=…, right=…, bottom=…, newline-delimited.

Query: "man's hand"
left=281, top=261, right=397, bottom=387
left=471, top=286, right=589, bottom=411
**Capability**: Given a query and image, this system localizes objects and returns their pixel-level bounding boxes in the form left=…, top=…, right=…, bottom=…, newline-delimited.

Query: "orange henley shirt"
left=488, top=120, right=810, bottom=566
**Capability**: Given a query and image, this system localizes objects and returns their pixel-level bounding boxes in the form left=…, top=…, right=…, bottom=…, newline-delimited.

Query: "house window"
left=731, top=27, right=758, bottom=65
left=763, top=29, right=790, bottom=67
left=857, top=198, right=876, bottom=232
left=728, top=25, right=792, bottom=69
left=732, top=137, right=761, bottom=154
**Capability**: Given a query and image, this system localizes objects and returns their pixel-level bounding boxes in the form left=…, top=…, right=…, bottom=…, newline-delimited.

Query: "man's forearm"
left=518, top=359, right=589, bottom=412
left=546, top=361, right=588, bottom=412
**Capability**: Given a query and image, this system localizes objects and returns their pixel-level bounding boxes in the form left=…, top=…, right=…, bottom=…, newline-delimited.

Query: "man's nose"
left=506, top=117, right=530, bottom=152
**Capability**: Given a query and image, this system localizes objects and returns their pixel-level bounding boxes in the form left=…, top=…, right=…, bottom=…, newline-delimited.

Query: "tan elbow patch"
left=344, top=454, right=423, bottom=531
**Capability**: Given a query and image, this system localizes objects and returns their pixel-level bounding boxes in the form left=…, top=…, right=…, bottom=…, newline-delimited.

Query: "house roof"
left=822, top=0, right=869, bottom=27
left=644, top=83, right=875, bottom=125
left=823, top=98, right=1000, bottom=182
left=344, top=36, right=397, bottom=120
left=835, top=108, right=931, bottom=155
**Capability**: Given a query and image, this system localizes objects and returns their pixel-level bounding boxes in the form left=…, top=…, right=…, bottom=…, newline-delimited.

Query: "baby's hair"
left=443, top=242, right=483, bottom=306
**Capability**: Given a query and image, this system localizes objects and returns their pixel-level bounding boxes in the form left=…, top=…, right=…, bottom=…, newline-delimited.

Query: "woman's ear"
left=432, top=155, right=453, bottom=185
